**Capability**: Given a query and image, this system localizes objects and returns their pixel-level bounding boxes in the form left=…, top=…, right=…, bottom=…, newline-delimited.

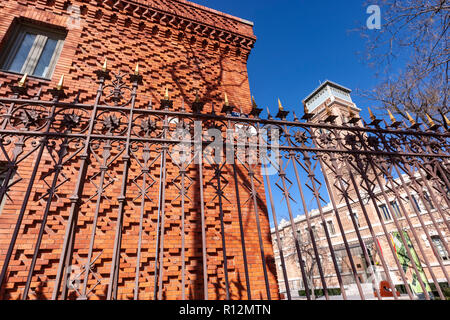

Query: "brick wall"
left=0, top=0, right=279, bottom=300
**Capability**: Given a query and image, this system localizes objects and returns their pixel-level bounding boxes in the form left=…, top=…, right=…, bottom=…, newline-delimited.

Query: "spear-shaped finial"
left=292, top=111, right=299, bottom=122
left=444, top=114, right=450, bottom=128
left=387, top=110, right=396, bottom=124
left=18, top=73, right=28, bottom=88
left=134, top=63, right=139, bottom=75
left=368, top=107, right=376, bottom=121
left=426, top=113, right=435, bottom=127
left=164, top=87, right=169, bottom=100
left=252, top=96, right=257, bottom=109
left=56, top=75, right=65, bottom=91
left=224, top=93, right=229, bottom=106
left=405, top=111, right=416, bottom=125
left=267, top=107, right=272, bottom=119
left=102, top=58, right=108, bottom=72
left=278, top=98, right=284, bottom=111
left=195, top=89, right=200, bottom=102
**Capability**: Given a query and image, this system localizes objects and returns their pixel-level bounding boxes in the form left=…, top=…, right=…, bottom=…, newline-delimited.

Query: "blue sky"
left=191, top=0, right=387, bottom=120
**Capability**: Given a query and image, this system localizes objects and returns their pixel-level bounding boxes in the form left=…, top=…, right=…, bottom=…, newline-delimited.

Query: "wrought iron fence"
left=0, top=68, right=448, bottom=300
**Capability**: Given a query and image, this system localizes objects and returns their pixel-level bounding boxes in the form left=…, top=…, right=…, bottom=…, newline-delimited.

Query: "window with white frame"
left=390, top=200, right=402, bottom=218
left=379, top=204, right=392, bottom=221
left=0, top=20, right=66, bottom=79
left=348, top=211, right=360, bottom=228
left=431, top=235, right=449, bottom=261
left=409, top=194, right=421, bottom=213
left=296, top=229, right=302, bottom=243
left=307, top=225, right=318, bottom=240
left=322, top=220, right=336, bottom=236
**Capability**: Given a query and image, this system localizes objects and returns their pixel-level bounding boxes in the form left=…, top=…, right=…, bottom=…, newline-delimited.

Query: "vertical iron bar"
left=247, top=126, right=271, bottom=300
left=152, top=152, right=164, bottom=300
left=365, top=156, right=431, bottom=299
left=392, top=161, right=450, bottom=285
left=195, top=120, right=209, bottom=300
left=290, top=149, right=348, bottom=300
left=22, top=137, right=70, bottom=299
left=326, top=155, right=382, bottom=300
left=228, top=118, right=252, bottom=300
left=214, top=162, right=230, bottom=299
left=134, top=144, right=150, bottom=300
left=279, top=153, right=329, bottom=300
left=52, top=72, right=108, bottom=300
left=349, top=155, right=414, bottom=299
left=248, top=166, right=271, bottom=300
left=345, top=165, right=401, bottom=299
left=107, top=75, right=141, bottom=300
left=261, top=156, right=292, bottom=300
left=81, top=142, right=112, bottom=299
left=401, top=161, right=450, bottom=257
left=156, top=116, right=169, bottom=301
left=379, top=160, right=446, bottom=300
left=317, top=156, right=366, bottom=300
left=180, top=160, right=187, bottom=300
left=231, top=161, right=252, bottom=299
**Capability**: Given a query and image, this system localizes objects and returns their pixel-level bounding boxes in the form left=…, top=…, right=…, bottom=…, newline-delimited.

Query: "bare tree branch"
left=358, top=0, right=449, bottom=123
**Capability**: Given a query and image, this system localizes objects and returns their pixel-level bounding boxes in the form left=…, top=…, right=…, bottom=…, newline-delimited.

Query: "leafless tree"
left=283, top=227, right=330, bottom=300
left=359, top=0, right=449, bottom=125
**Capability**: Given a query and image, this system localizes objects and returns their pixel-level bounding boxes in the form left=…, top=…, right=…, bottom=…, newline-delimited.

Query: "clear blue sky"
left=191, top=0, right=386, bottom=120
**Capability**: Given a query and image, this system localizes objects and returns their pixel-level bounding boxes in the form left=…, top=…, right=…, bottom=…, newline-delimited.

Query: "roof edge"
left=173, top=0, right=254, bottom=27
left=303, top=80, right=352, bottom=104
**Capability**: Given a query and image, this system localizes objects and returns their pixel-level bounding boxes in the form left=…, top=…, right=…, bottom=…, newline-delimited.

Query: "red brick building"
left=0, top=0, right=279, bottom=300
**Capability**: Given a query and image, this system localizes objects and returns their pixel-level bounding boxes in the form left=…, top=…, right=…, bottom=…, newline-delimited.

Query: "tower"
left=302, top=80, right=363, bottom=206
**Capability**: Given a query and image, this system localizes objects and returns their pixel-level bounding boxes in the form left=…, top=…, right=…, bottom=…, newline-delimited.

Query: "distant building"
left=271, top=81, right=450, bottom=299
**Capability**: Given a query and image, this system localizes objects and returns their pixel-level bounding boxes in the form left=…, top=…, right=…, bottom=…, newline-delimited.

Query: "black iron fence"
left=0, top=68, right=448, bottom=300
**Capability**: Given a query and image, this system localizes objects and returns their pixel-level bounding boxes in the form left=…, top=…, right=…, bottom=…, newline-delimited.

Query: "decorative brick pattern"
left=0, top=0, right=279, bottom=300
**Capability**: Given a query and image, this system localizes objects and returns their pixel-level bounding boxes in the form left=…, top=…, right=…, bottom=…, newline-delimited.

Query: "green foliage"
left=298, top=288, right=341, bottom=297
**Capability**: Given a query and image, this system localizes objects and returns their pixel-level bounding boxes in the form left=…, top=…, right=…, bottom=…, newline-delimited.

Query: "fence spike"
left=56, top=75, right=65, bottom=91
left=164, top=87, right=169, bottom=100
left=426, top=113, right=435, bottom=127
left=278, top=98, right=285, bottom=111
left=405, top=111, right=416, bottom=125
left=444, top=114, right=450, bottom=127
left=252, top=96, right=257, bottom=109
left=387, top=109, right=396, bottom=124
left=18, top=73, right=28, bottom=88
left=368, top=107, right=376, bottom=121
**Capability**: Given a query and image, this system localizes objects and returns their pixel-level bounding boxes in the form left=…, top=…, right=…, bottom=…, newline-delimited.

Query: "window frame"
left=409, top=194, right=421, bottom=213
left=0, top=20, right=66, bottom=79
left=431, top=235, right=449, bottom=261
left=379, top=204, right=392, bottom=221
left=321, top=220, right=336, bottom=236
left=422, top=191, right=435, bottom=210
left=390, top=200, right=402, bottom=218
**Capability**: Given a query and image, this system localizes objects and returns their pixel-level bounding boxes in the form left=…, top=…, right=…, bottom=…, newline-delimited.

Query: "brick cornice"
left=80, top=0, right=256, bottom=49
